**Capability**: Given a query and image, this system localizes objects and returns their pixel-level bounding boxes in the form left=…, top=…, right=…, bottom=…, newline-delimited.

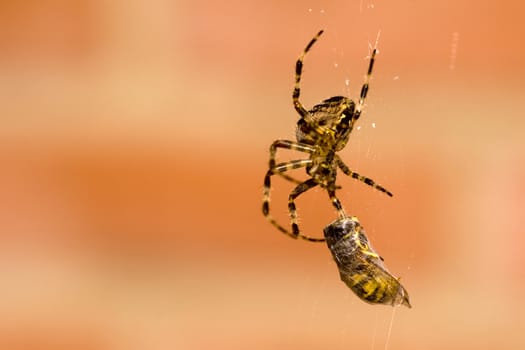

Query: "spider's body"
left=296, top=96, right=355, bottom=150
left=296, top=96, right=355, bottom=188
left=262, top=30, right=392, bottom=242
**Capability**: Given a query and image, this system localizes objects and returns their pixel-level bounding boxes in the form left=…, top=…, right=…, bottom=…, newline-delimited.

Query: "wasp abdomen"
left=324, top=217, right=411, bottom=308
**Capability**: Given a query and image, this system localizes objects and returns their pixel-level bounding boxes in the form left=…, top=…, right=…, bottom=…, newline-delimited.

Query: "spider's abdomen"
left=295, top=96, right=355, bottom=149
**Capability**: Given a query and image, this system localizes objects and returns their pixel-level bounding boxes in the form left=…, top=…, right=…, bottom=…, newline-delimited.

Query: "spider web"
left=292, top=4, right=414, bottom=350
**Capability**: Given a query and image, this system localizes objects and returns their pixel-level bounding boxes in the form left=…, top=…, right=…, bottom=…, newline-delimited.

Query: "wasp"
left=324, top=216, right=411, bottom=307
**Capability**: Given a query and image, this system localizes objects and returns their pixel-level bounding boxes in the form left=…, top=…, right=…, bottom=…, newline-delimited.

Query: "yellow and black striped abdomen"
left=324, top=217, right=411, bottom=308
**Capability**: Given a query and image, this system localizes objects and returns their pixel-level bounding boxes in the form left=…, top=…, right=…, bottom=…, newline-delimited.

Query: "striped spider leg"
left=262, top=30, right=392, bottom=242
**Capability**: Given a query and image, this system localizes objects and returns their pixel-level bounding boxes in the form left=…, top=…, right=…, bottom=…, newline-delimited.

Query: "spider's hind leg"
left=288, top=178, right=325, bottom=242
left=326, top=185, right=348, bottom=219
left=267, top=140, right=317, bottom=189
left=336, top=157, right=393, bottom=197
left=263, top=159, right=325, bottom=242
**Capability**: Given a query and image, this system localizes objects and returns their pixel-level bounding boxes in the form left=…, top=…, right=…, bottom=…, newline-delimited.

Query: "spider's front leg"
left=293, top=30, right=324, bottom=118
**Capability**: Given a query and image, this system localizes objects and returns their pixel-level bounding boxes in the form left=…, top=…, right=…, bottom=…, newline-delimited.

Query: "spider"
left=262, top=29, right=392, bottom=242
left=323, top=216, right=411, bottom=307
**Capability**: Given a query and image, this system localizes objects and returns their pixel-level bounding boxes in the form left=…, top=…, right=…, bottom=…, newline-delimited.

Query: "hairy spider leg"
left=263, top=30, right=390, bottom=242
left=269, top=140, right=315, bottom=185
left=263, top=158, right=326, bottom=242
left=263, top=158, right=311, bottom=232
left=327, top=186, right=348, bottom=220
left=293, top=29, right=324, bottom=119
left=353, top=48, right=377, bottom=121
left=288, top=178, right=322, bottom=239
left=336, top=156, right=393, bottom=197
left=269, top=138, right=345, bottom=187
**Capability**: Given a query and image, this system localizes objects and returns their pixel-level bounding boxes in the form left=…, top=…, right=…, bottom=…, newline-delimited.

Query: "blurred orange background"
left=1, top=1, right=525, bottom=349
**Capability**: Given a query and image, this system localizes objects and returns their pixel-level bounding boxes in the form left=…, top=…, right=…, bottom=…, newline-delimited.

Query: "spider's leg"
left=269, top=142, right=337, bottom=189
left=263, top=159, right=312, bottom=219
left=268, top=139, right=315, bottom=185
left=353, top=48, right=377, bottom=122
left=263, top=160, right=325, bottom=242
left=269, top=139, right=314, bottom=169
left=336, top=157, right=393, bottom=197
left=278, top=173, right=305, bottom=185
left=288, top=178, right=325, bottom=242
left=326, top=184, right=348, bottom=219
left=293, top=30, right=324, bottom=118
